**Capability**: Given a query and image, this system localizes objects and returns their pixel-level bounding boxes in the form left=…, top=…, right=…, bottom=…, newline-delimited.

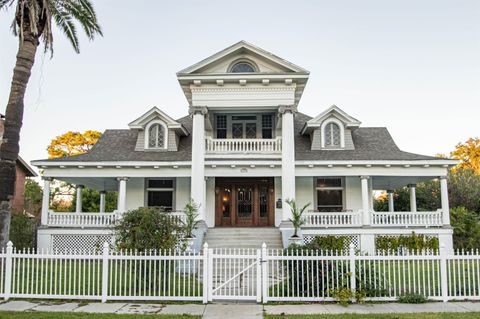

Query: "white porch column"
left=409, top=184, right=417, bottom=212
left=117, top=177, right=128, bottom=213
left=75, top=185, right=84, bottom=213
left=440, top=176, right=451, bottom=225
left=360, top=176, right=370, bottom=225
left=279, top=105, right=296, bottom=221
left=41, top=177, right=52, bottom=225
left=189, top=106, right=208, bottom=221
left=99, top=191, right=106, bottom=213
left=387, top=190, right=395, bottom=212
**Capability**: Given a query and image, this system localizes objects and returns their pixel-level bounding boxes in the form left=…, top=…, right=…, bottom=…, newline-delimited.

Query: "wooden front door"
left=215, top=178, right=274, bottom=227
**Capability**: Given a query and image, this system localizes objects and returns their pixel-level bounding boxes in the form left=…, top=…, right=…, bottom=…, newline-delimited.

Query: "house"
left=32, top=41, right=457, bottom=253
left=0, top=114, right=37, bottom=214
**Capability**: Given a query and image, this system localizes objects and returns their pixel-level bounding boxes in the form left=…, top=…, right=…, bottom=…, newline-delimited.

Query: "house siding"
left=134, top=129, right=179, bottom=152
left=310, top=127, right=355, bottom=150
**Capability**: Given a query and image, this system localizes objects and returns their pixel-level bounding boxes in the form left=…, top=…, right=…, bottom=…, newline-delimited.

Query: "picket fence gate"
left=1, top=241, right=480, bottom=303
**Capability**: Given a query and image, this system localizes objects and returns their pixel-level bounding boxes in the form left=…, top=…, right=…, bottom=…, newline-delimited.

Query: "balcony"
left=205, top=137, right=282, bottom=157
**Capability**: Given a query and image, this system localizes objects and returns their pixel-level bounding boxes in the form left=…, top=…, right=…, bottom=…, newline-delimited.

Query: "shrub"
left=183, top=199, right=200, bottom=238
left=305, top=235, right=351, bottom=252
left=398, top=293, right=427, bottom=303
left=9, top=213, right=37, bottom=250
left=450, top=206, right=480, bottom=250
left=375, top=232, right=439, bottom=252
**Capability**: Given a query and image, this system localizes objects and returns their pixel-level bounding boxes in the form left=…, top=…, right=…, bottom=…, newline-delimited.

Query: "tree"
left=23, top=179, right=43, bottom=217
left=450, top=207, right=480, bottom=250
left=71, top=187, right=117, bottom=213
left=47, top=131, right=101, bottom=158
left=0, top=0, right=102, bottom=247
left=451, top=137, right=480, bottom=174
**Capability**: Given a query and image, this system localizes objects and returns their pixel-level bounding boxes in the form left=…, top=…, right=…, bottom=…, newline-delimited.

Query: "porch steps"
left=203, top=227, right=283, bottom=249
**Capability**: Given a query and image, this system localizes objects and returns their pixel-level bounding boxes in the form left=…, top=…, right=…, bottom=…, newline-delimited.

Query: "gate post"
left=101, top=242, right=109, bottom=303
left=207, top=246, right=214, bottom=302
left=349, top=243, right=356, bottom=302
left=202, top=243, right=209, bottom=304
left=440, top=243, right=449, bottom=302
left=261, top=243, right=268, bottom=303
left=4, top=242, right=13, bottom=301
left=256, top=246, right=262, bottom=303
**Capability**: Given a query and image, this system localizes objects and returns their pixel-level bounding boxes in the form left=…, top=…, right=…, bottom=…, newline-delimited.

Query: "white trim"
left=144, top=120, right=168, bottom=150
left=320, top=117, right=345, bottom=148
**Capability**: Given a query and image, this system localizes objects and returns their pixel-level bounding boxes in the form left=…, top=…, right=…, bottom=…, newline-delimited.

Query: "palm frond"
left=0, top=0, right=14, bottom=10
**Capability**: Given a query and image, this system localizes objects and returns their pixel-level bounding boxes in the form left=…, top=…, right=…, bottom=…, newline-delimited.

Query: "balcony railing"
left=205, top=137, right=282, bottom=154
left=303, top=211, right=362, bottom=228
left=371, top=210, right=443, bottom=227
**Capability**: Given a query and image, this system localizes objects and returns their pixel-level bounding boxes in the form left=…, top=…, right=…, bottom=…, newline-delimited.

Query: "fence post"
left=440, top=243, right=448, bottom=302
left=202, top=243, right=209, bottom=304
left=207, top=244, right=214, bottom=302
left=349, top=243, right=356, bottom=302
left=101, top=242, right=109, bottom=303
left=256, top=246, right=262, bottom=303
left=4, top=241, right=13, bottom=301
left=261, top=243, right=268, bottom=304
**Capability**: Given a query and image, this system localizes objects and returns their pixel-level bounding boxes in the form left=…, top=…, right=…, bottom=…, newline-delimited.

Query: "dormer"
left=129, top=107, right=189, bottom=152
left=301, top=105, right=361, bottom=151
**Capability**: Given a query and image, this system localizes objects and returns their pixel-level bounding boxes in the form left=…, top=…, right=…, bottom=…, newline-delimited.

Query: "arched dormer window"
left=229, top=60, right=257, bottom=73
left=321, top=118, right=345, bottom=148
left=145, top=121, right=167, bottom=149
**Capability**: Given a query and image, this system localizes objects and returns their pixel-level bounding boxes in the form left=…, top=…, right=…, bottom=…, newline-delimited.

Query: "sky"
left=1, top=0, right=479, bottom=174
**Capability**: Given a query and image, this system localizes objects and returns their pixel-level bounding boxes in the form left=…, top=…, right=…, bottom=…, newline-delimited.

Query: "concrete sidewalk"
left=1, top=300, right=480, bottom=318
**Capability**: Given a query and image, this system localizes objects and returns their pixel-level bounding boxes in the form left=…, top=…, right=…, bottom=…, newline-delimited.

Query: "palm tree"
left=0, top=0, right=102, bottom=247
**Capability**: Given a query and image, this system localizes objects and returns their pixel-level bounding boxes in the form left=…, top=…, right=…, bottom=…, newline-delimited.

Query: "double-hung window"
left=146, top=179, right=174, bottom=211
left=262, top=114, right=273, bottom=139
left=316, top=177, right=344, bottom=212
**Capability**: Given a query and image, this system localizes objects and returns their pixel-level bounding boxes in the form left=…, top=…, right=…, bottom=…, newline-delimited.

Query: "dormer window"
left=325, top=122, right=341, bottom=147
left=229, top=61, right=256, bottom=73
left=146, top=121, right=167, bottom=149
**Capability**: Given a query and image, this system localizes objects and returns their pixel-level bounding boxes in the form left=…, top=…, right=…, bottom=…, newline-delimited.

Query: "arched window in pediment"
left=324, top=122, right=341, bottom=147
left=229, top=60, right=257, bottom=73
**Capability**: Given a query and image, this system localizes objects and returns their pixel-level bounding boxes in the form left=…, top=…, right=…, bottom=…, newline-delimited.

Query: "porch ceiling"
left=372, top=176, right=435, bottom=190
left=54, top=177, right=119, bottom=191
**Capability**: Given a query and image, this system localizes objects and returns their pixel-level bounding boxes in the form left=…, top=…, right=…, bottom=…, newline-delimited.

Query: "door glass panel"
left=237, top=185, right=253, bottom=218
left=246, top=123, right=256, bottom=138
left=221, top=187, right=231, bottom=218
left=259, top=186, right=268, bottom=218
left=232, top=123, right=243, bottom=138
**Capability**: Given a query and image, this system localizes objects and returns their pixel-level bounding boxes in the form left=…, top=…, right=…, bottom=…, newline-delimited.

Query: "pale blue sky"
left=1, top=0, right=479, bottom=172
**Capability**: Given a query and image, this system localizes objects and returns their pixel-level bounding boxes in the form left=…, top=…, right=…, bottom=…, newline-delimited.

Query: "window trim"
left=320, top=118, right=345, bottom=148
left=145, top=178, right=176, bottom=210
left=314, top=177, right=345, bottom=212
left=227, top=59, right=259, bottom=73
left=144, top=120, right=168, bottom=150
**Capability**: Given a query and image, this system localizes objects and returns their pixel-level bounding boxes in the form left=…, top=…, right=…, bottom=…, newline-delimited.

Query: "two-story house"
left=32, top=41, right=457, bottom=253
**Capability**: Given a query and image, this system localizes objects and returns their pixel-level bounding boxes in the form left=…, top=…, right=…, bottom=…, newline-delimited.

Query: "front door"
left=215, top=178, right=274, bottom=227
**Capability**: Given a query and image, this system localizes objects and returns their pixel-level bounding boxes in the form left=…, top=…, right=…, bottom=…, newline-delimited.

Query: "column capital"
left=116, top=177, right=129, bottom=182
left=439, top=175, right=448, bottom=180
left=408, top=183, right=416, bottom=188
left=99, top=190, right=107, bottom=194
left=41, top=176, right=53, bottom=182
left=76, top=184, right=84, bottom=189
left=386, top=189, right=394, bottom=194
left=360, top=175, right=370, bottom=180
left=188, top=106, right=208, bottom=116
left=278, top=105, right=297, bottom=115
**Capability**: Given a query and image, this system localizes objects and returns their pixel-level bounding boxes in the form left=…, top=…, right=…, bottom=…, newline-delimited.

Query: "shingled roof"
left=39, top=112, right=440, bottom=163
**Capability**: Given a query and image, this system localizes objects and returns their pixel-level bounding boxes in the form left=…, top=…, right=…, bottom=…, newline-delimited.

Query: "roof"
left=17, top=156, right=37, bottom=176
left=35, top=112, right=443, bottom=164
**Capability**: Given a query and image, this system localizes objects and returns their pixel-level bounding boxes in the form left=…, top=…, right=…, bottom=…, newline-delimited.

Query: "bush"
left=375, top=232, right=439, bottom=252
left=114, top=207, right=184, bottom=252
left=398, top=293, right=427, bottom=303
left=304, top=235, right=351, bottom=252
left=10, top=213, right=37, bottom=250
left=451, top=206, right=480, bottom=250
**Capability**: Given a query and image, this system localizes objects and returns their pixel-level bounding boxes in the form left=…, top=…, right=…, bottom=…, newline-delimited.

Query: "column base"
left=360, top=234, right=375, bottom=255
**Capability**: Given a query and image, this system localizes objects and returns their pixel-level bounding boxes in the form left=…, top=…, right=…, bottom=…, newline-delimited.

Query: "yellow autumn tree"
left=450, top=137, right=480, bottom=174
left=47, top=130, right=102, bottom=159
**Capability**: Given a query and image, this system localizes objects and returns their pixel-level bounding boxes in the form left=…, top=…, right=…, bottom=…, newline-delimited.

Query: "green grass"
left=0, top=312, right=199, bottom=318
left=265, top=313, right=480, bottom=319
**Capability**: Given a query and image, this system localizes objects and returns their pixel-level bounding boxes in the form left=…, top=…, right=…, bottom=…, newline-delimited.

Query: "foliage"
left=397, top=293, right=427, bottom=304
left=450, top=207, right=480, bottom=250
left=451, top=137, right=480, bottom=174
left=304, top=235, right=351, bottom=252
left=9, top=213, right=37, bottom=250
left=47, top=130, right=102, bottom=159
left=71, top=187, right=117, bottom=213
left=447, top=169, right=480, bottom=212
left=375, top=233, right=439, bottom=252
left=23, top=179, right=42, bottom=216
left=183, top=199, right=200, bottom=238
left=331, top=287, right=355, bottom=306
left=114, top=207, right=183, bottom=252
left=286, top=198, right=310, bottom=237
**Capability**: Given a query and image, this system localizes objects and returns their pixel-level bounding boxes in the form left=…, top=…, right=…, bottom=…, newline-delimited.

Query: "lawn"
left=0, top=312, right=199, bottom=318
left=266, top=313, right=480, bottom=319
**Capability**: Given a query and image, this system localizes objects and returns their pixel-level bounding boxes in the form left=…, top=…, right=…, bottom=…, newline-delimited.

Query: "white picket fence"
left=1, top=242, right=480, bottom=303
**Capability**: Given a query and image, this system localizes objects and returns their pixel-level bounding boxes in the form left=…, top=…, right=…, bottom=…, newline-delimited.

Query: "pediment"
left=177, top=41, right=309, bottom=75
left=301, top=105, right=361, bottom=135
left=128, top=107, right=189, bottom=136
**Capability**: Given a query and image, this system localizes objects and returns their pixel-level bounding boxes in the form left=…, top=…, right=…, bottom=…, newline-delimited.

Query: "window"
left=324, top=122, right=341, bottom=147
left=148, top=123, right=166, bottom=149
left=146, top=179, right=174, bottom=211
left=262, top=114, right=273, bottom=139
left=230, top=62, right=255, bottom=73
left=316, top=178, right=343, bottom=212
left=216, top=115, right=227, bottom=139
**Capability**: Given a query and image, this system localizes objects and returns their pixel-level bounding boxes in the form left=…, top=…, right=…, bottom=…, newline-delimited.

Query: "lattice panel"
left=52, top=234, right=113, bottom=253
left=302, top=235, right=360, bottom=251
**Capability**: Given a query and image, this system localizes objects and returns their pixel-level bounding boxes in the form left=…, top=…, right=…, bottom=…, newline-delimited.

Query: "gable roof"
left=128, top=107, right=189, bottom=136
left=301, top=105, right=361, bottom=135
left=177, top=40, right=310, bottom=75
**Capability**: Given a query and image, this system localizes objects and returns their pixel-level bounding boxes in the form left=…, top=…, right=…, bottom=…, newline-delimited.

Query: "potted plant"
left=183, top=199, right=200, bottom=251
left=285, top=198, right=310, bottom=246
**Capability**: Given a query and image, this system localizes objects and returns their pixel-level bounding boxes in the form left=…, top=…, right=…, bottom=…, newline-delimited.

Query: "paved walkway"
left=1, top=300, right=480, bottom=318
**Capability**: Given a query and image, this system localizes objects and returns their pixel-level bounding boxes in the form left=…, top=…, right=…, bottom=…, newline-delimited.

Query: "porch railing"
left=371, top=210, right=443, bottom=227
left=205, top=137, right=282, bottom=154
left=47, top=211, right=118, bottom=227
left=303, top=211, right=362, bottom=228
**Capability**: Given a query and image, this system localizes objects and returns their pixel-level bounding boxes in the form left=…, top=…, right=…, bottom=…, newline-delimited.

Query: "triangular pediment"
left=301, top=105, right=361, bottom=135
left=129, top=107, right=189, bottom=135
left=177, top=41, right=309, bottom=75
